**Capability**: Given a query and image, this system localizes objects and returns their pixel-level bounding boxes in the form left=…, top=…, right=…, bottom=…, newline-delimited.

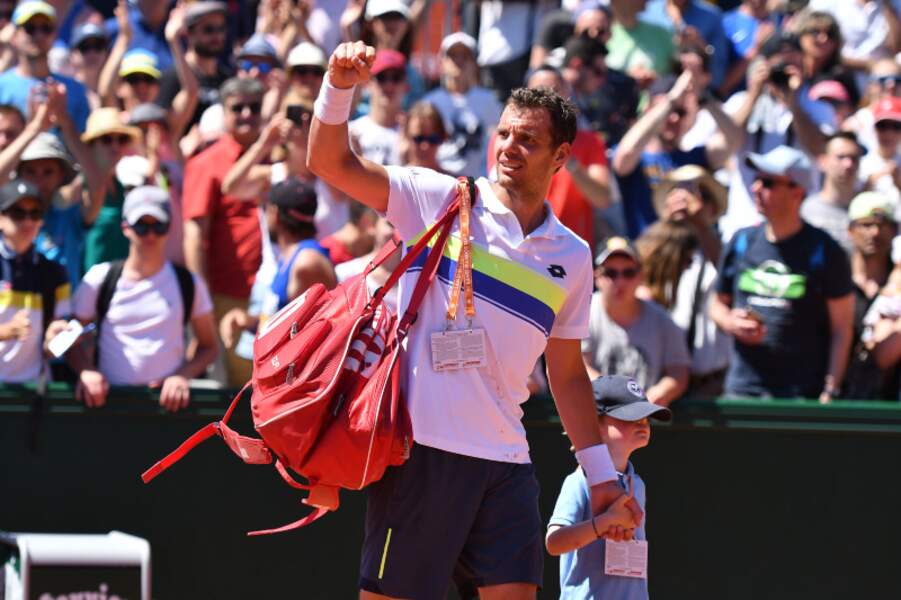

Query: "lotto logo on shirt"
left=738, top=260, right=806, bottom=301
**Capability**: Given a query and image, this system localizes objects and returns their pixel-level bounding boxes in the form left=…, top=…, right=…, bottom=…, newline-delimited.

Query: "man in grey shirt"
left=800, top=132, right=865, bottom=254
left=582, top=237, right=691, bottom=406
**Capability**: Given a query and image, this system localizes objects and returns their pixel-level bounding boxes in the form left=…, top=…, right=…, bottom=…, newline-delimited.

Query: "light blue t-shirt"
left=641, top=0, right=728, bottom=89
left=35, top=201, right=85, bottom=288
left=549, top=464, right=648, bottom=600
left=0, top=69, right=90, bottom=133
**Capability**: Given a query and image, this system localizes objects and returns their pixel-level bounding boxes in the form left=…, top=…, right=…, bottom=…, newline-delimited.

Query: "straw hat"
left=652, top=165, right=727, bottom=219
left=81, top=108, right=142, bottom=144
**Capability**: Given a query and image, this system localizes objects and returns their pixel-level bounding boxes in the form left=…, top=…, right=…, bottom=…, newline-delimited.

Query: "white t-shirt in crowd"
left=73, top=261, right=214, bottom=385
left=385, top=166, right=593, bottom=463
left=719, top=90, right=835, bottom=242
left=423, top=86, right=503, bottom=178
left=349, top=115, right=401, bottom=166
left=859, top=150, right=901, bottom=209
left=669, top=251, right=732, bottom=376
left=477, top=0, right=556, bottom=66
left=808, top=0, right=901, bottom=91
left=270, top=163, right=348, bottom=240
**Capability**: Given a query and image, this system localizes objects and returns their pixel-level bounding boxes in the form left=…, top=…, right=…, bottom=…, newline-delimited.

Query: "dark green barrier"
left=2, top=386, right=900, bottom=598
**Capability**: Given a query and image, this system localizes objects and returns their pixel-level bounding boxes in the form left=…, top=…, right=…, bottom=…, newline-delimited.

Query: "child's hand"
left=602, top=494, right=637, bottom=530
left=598, top=476, right=640, bottom=540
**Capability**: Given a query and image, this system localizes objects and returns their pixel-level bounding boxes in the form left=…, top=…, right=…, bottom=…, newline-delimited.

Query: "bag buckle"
left=285, top=363, right=295, bottom=385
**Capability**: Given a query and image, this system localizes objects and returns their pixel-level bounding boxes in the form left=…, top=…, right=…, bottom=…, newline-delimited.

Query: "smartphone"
left=286, top=104, right=311, bottom=127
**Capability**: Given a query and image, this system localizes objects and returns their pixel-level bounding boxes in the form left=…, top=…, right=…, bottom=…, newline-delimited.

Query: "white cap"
left=287, top=41, right=327, bottom=69
left=365, top=0, right=411, bottom=20
left=440, top=32, right=477, bottom=56
left=116, top=155, right=151, bottom=189
left=198, top=103, right=225, bottom=143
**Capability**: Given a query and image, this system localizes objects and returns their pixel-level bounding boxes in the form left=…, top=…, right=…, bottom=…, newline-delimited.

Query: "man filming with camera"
left=718, top=31, right=837, bottom=242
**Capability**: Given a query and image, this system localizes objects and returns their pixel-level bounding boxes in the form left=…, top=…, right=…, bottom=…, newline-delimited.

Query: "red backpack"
left=142, top=178, right=474, bottom=535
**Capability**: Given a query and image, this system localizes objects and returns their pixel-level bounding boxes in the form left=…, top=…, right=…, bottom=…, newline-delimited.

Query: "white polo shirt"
left=386, top=166, right=593, bottom=464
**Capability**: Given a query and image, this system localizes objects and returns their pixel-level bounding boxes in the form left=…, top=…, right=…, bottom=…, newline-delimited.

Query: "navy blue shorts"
left=359, top=444, right=544, bottom=599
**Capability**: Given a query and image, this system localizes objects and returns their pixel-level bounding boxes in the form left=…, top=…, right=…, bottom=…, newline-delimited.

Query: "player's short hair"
left=505, top=87, right=577, bottom=148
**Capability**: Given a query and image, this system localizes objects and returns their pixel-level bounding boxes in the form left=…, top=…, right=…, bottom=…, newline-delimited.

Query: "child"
left=546, top=374, right=672, bottom=599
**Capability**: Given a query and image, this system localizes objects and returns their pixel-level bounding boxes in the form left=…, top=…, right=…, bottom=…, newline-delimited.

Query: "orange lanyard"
left=446, top=179, right=475, bottom=325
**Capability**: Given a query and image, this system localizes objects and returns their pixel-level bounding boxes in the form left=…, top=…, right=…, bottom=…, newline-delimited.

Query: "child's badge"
left=604, top=540, right=648, bottom=579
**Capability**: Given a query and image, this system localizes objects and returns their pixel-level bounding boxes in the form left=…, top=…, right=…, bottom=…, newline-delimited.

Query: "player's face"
left=601, top=416, right=651, bottom=451
left=494, top=105, right=568, bottom=193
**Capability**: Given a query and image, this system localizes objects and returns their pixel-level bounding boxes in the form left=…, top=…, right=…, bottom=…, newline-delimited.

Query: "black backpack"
left=94, top=261, right=195, bottom=358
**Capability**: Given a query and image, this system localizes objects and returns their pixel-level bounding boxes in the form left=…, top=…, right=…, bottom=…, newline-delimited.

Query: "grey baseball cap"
left=71, top=22, right=108, bottom=49
left=185, top=1, right=226, bottom=28
left=744, top=145, right=812, bottom=188
left=592, top=375, right=672, bottom=422
left=122, top=185, right=170, bottom=225
left=594, top=236, right=641, bottom=267
left=0, top=179, right=42, bottom=211
left=127, top=102, right=167, bottom=126
left=20, top=132, right=76, bottom=183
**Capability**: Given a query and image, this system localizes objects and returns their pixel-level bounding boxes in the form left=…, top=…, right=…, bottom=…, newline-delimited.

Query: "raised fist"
left=328, top=41, right=376, bottom=90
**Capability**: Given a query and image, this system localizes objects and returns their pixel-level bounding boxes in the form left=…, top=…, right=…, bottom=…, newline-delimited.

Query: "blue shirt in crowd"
left=550, top=463, right=648, bottom=600
left=613, top=145, right=708, bottom=239
left=641, top=0, right=728, bottom=89
left=0, top=69, right=90, bottom=133
left=36, top=201, right=85, bottom=288
left=105, top=5, right=173, bottom=72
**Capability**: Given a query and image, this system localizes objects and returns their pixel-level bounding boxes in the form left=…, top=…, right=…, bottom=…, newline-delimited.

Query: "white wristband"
left=313, top=75, right=355, bottom=125
left=575, top=444, right=617, bottom=487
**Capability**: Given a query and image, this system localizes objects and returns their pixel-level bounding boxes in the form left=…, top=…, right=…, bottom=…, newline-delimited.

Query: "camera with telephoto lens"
left=768, top=62, right=790, bottom=88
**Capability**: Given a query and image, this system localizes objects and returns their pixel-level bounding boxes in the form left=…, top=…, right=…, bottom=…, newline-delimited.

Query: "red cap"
left=808, top=80, right=849, bottom=103
left=371, top=49, right=407, bottom=76
left=874, top=96, right=901, bottom=123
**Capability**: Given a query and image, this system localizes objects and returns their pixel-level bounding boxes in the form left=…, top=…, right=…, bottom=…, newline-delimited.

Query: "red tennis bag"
left=141, top=178, right=473, bottom=535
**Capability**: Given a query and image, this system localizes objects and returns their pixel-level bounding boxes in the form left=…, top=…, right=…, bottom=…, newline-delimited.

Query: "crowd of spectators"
left=3, top=0, right=901, bottom=408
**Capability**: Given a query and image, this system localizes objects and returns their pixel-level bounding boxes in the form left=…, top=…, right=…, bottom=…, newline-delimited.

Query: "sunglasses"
left=130, top=220, right=169, bottom=236
left=873, top=75, right=901, bottom=87
left=23, top=22, right=55, bottom=36
left=802, top=27, right=836, bottom=38
left=4, top=206, right=44, bottom=221
left=124, top=73, right=158, bottom=86
left=756, top=175, right=796, bottom=189
left=601, top=267, right=639, bottom=281
left=876, top=120, right=901, bottom=132
left=97, top=134, right=131, bottom=146
left=411, top=134, right=442, bottom=146
left=198, top=24, right=226, bottom=35
left=290, top=66, right=325, bottom=78
left=77, top=39, right=106, bottom=53
left=228, top=101, right=262, bottom=115
left=375, top=70, right=405, bottom=85
left=239, top=59, right=273, bottom=74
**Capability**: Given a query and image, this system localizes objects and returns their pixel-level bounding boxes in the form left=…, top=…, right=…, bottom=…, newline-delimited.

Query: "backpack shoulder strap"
left=94, top=260, right=124, bottom=366
left=172, top=264, right=196, bottom=326
left=36, top=256, right=56, bottom=344
left=96, top=260, right=124, bottom=332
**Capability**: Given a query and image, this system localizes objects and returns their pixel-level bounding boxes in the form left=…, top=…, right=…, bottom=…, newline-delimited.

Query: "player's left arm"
left=545, top=337, right=643, bottom=536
